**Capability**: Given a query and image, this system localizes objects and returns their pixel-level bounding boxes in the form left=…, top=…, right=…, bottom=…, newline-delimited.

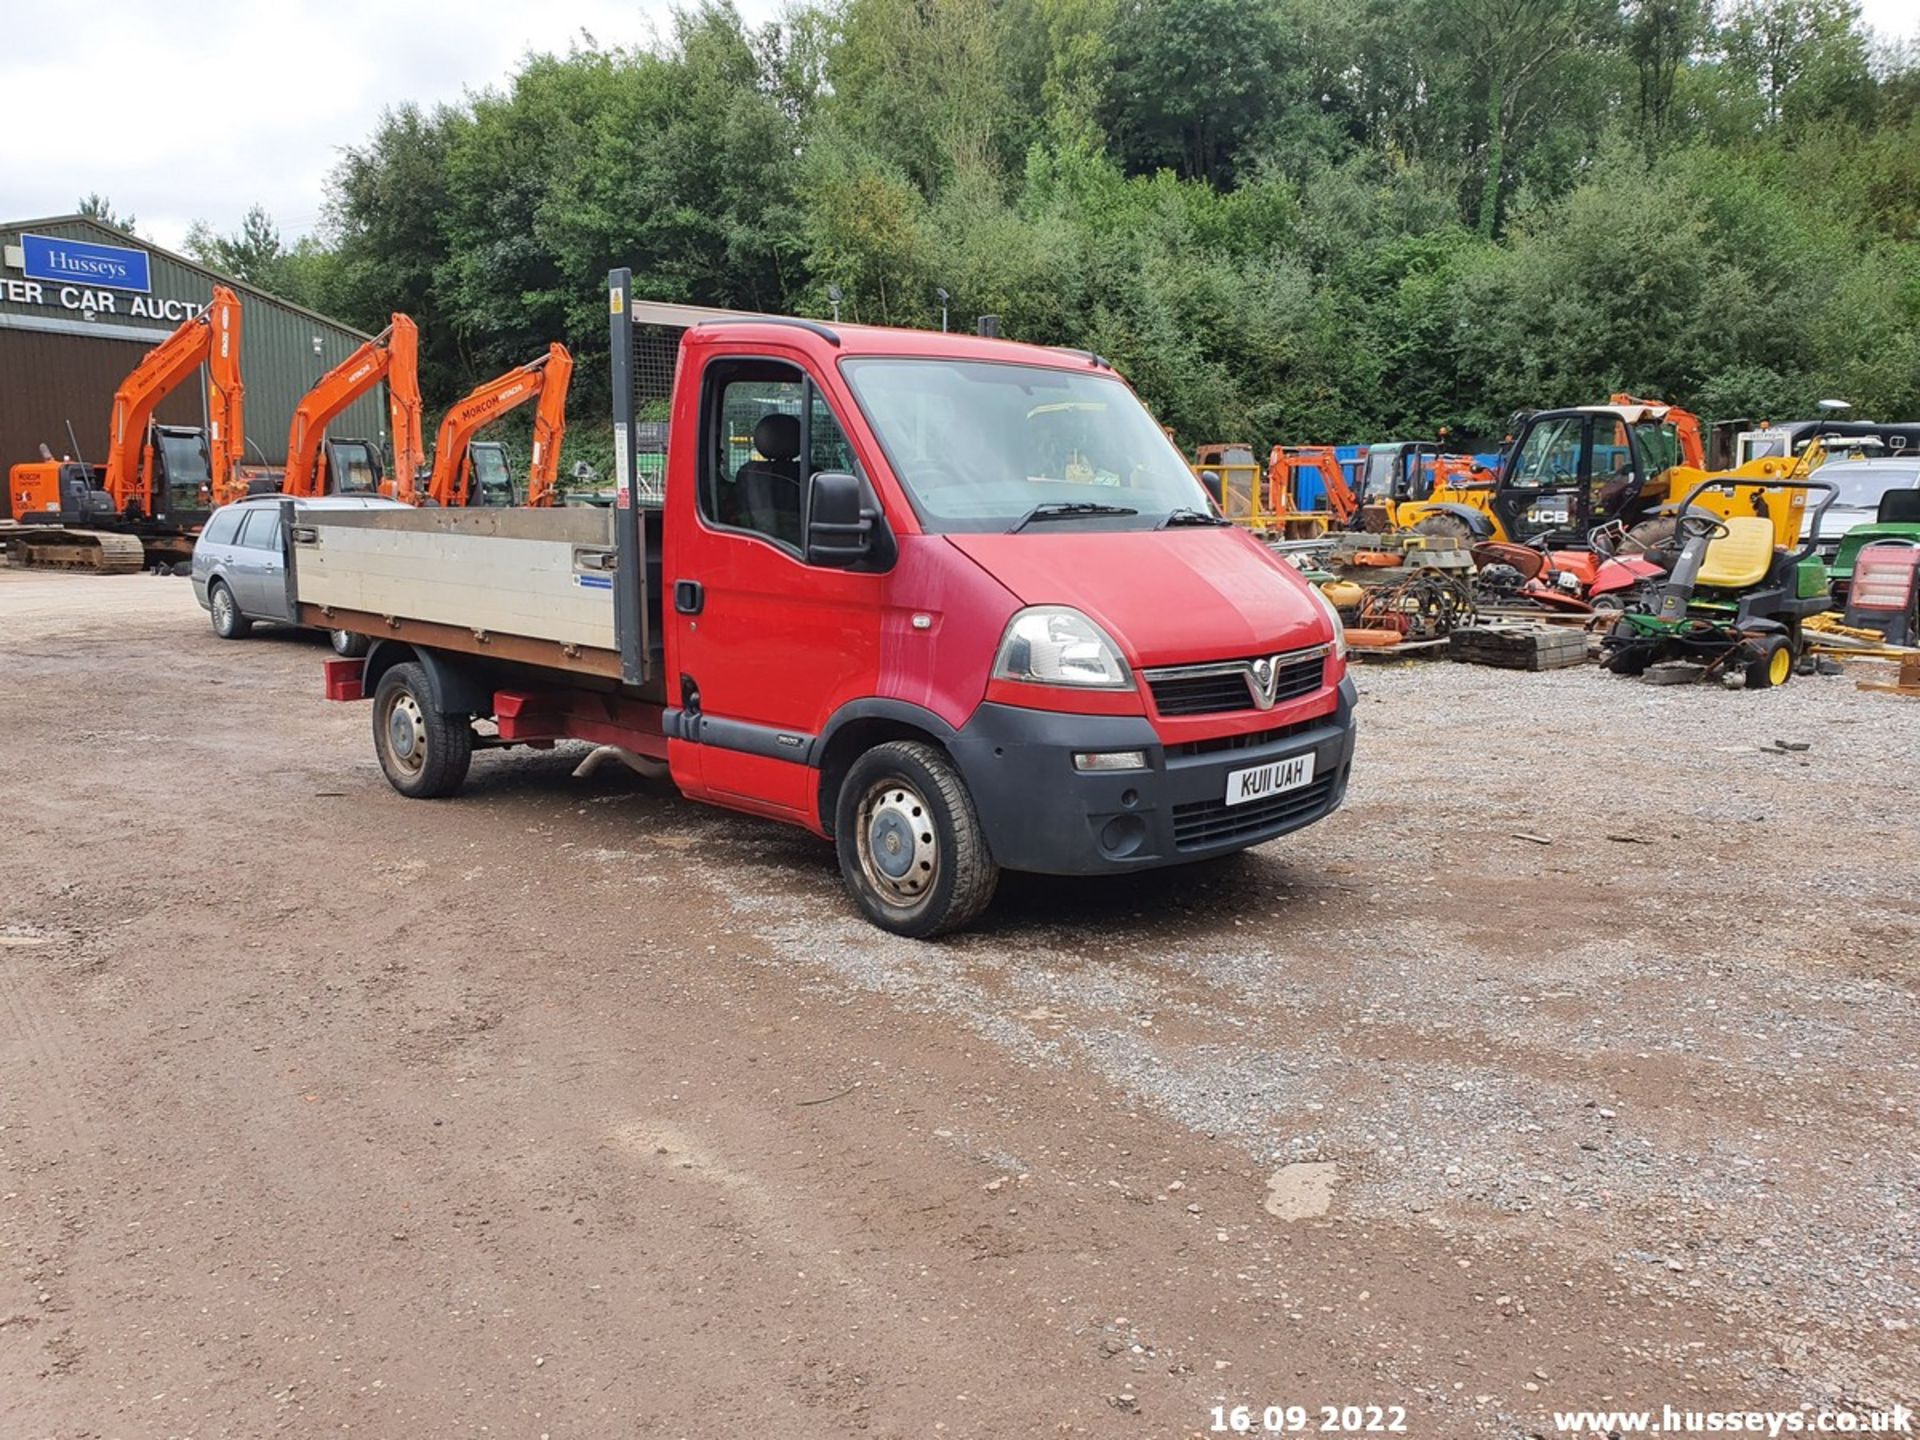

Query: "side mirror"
left=806, top=469, right=873, bottom=567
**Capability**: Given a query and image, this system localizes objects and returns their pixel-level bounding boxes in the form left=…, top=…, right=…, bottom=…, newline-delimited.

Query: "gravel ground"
left=2, top=569, right=1915, bottom=1438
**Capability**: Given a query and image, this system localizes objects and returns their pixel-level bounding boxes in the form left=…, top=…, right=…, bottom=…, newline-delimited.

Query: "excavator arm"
left=284, top=314, right=421, bottom=499
left=424, top=344, right=573, bottom=507
left=102, top=285, right=244, bottom=517
left=204, top=290, right=246, bottom=507
left=524, top=344, right=573, bottom=508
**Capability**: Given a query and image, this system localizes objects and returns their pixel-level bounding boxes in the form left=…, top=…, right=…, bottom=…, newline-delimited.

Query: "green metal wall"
left=0, top=215, right=383, bottom=469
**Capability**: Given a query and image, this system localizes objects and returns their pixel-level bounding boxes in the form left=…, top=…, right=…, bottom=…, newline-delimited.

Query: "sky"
left=2, top=0, right=1916, bottom=256
left=0, top=0, right=779, bottom=252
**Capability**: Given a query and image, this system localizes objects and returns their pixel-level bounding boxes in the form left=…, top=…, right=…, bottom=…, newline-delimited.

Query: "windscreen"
left=1824, top=465, right=1918, bottom=509
left=841, top=359, right=1208, bottom=533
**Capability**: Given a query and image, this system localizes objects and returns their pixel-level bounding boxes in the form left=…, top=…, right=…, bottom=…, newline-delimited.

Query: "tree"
left=76, top=193, right=136, bottom=234
left=1426, top=0, right=1603, bottom=237
left=185, top=206, right=291, bottom=290
left=1625, top=0, right=1708, bottom=150
left=1101, top=0, right=1292, bottom=186
left=1720, top=0, right=1875, bottom=127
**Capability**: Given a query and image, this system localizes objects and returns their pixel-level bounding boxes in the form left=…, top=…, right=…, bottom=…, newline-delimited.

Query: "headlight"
left=1305, top=581, right=1348, bottom=659
left=993, top=606, right=1133, bottom=689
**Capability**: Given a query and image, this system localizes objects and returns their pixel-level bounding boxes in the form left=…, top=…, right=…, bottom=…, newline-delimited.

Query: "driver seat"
left=1696, top=516, right=1777, bottom=589
left=736, top=413, right=802, bottom=545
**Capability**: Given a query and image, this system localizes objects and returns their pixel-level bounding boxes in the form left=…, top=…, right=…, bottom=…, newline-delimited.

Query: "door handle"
left=674, top=580, right=704, bottom=615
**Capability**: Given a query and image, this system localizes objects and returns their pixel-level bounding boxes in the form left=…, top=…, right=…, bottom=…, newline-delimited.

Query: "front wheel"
left=835, top=741, right=998, bottom=938
left=1412, top=514, right=1473, bottom=541
left=372, top=662, right=474, bottom=798
left=208, top=581, right=251, bottom=639
left=1743, top=634, right=1794, bottom=690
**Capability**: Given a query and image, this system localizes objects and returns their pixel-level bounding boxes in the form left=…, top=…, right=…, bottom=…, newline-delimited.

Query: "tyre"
left=834, top=740, right=999, bottom=938
left=1412, top=514, right=1473, bottom=541
left=1743, top=634, right=1793, bottom=690
left=371, top=661, right=474, bottom=798
left=329, top=628, right=370, bottom=658
left=208, top=581, right=251, bottom=639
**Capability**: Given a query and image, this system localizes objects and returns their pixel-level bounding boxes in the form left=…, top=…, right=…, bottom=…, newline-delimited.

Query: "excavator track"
left=3, top=527, right=147, bottom=574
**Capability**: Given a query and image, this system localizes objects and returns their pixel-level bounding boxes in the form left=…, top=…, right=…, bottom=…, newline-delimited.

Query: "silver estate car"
left=192, top=494, right=406, bottom=655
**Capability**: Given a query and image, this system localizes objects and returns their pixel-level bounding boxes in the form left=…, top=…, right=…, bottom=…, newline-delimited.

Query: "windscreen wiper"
left=1158, top=507, right=1229, bottom=528
left=1007, top=501, right=1140, bottom=533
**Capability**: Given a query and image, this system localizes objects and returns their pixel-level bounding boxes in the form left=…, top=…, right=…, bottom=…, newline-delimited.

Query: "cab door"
left=668, top=350, right=889, bottom=824
left=1495, top=415, right=1588, bottom=544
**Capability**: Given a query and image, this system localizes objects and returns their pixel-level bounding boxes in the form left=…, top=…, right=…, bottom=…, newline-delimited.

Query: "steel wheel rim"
left=384, top=692, right=427, bottom=774
left=856, top=779, right=938, bottom=908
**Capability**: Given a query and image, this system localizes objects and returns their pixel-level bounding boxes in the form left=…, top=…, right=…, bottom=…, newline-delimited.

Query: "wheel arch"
left=814, top=699, right=962, bottom=835
left=362, top=641, right=494, bottom=717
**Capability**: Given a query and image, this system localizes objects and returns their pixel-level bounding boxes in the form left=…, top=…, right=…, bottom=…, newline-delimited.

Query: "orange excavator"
left=281, top=314, right=423, bottom=500
left=6, top=286, right=245, bottom=571
left=419, top=343, right=573, bottom=507
left=1267, top=445, right=1361, bottom=530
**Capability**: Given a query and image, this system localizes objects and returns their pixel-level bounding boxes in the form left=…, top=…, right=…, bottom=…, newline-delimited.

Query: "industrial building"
left=0, top=214, right=382, bottom=471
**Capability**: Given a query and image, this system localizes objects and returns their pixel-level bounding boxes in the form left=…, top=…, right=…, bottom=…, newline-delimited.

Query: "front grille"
left=1166, top=717, right=1319, bottom=760
left=1170, top=774, right=1337, bottom=850
left=1145, top=646, right=1328, bottom=717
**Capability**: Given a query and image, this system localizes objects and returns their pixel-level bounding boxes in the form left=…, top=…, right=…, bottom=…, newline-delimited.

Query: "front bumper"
left=948, top=677, right=1357, bottom=876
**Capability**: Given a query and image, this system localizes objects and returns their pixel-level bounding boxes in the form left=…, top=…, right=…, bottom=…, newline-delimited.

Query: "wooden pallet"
left=1448, top=624, right=1590, bottom=671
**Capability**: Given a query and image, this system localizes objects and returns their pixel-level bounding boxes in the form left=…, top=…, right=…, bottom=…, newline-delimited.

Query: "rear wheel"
left=835, top=741, right=998, bottom=939
left=208, top=581, right=251, bottom=639
left=372, top=662, right=473, bottom=798
left=329, top=628, right=369, bottom=658
left=1743, top=635, right=1793, bottom=690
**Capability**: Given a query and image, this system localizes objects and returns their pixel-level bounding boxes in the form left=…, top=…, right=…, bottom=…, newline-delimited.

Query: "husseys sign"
left=3, top=231, right=207, bottom=323
left=21, top=232, right=151, bottom=292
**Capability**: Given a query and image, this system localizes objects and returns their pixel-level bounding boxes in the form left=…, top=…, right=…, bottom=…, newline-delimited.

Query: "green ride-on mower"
left=1600, top=477, right=1838, bottom=689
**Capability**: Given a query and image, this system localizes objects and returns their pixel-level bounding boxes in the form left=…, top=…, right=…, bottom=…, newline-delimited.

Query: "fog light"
left=1073, top=750, right=1147, bottom=772
left=1099, top=813, right=1148, bottom=858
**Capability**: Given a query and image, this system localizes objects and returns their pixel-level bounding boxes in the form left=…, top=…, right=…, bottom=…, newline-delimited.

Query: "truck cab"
left=317, top=438, right=384, bottom=496
left=465, top=441, right=516, bottom=505
left=655, top=318, right=1354, bottom=897
left=302, top=292, right=1356, bottom=936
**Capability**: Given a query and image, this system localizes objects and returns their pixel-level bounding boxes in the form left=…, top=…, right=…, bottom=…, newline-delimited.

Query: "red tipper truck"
left=294, top=275, right=1356, bottom=936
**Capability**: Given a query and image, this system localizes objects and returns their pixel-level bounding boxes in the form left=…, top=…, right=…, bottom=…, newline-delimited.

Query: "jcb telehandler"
left=1393, top=395, right=1706, bottom=549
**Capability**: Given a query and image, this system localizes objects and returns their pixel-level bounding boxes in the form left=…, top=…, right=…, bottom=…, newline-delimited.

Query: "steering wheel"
left=1677, top=512, right=1731, bottom=544
left=903, top=456, right=970, bottom=492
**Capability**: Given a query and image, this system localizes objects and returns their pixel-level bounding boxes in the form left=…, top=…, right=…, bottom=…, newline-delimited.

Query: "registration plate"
left=1224, top=752, right=1316, bottom=807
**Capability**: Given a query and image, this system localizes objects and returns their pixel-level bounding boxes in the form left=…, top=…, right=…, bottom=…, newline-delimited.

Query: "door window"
left=1589, top=418, right=1635, bottom=516
left=238, top=508, right=281, bottom=551
left=701, top=361, right=856, bottom=555
left=1640, top=423, right=1682, bottom=477
left=1509, top=417, right=1584, bottom=490
left=202, top=507, right=244, bottom=546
